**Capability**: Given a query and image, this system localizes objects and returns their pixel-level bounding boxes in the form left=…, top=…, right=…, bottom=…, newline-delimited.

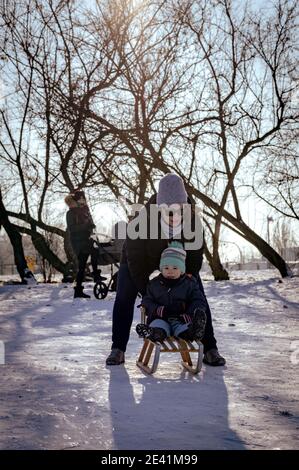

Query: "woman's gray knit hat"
left=157, top=173, right=188, bottom=206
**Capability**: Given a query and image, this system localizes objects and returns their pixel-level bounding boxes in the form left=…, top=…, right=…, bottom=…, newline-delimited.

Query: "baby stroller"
left=91, top=236, right=123, bottom=299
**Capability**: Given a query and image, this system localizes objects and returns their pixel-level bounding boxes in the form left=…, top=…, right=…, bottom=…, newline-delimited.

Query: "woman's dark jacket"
left=66, top=206, right=95, bottom=255
left=142, top=273, right=207, bottom=324
left=121, top=194, right=204, bottom=295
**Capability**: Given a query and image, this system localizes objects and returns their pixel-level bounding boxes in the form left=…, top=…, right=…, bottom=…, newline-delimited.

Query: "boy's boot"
left=136, top=324, right=167, bottom=343
left=178, top=309, right=206, bottom=341
left=188, top=308, right=207, bottom=340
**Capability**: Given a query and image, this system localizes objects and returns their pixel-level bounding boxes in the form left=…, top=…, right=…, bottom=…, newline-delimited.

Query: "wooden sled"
left=136, top=307, right=204, bottom=375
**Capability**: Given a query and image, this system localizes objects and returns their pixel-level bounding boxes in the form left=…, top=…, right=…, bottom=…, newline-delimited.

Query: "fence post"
left=0, top=341, right=4, bottom=365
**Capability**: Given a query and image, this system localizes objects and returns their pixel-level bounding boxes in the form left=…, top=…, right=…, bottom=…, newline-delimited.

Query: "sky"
left=0, top=0, right=297, bottom=264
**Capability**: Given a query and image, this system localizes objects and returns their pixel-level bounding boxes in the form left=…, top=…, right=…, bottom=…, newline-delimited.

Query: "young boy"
left=136, top=241, right=207, bottom=342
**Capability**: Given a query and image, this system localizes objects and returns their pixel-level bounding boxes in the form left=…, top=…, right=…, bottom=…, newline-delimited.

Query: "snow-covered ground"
left=0, top=270, right=298, bottom=450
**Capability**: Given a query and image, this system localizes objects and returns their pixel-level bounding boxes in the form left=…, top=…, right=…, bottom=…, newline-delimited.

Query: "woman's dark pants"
left=76, top=251, right=98, bottom=287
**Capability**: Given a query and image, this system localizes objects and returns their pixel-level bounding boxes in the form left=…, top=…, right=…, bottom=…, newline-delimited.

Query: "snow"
left=0, top=270, right=298, bottom=450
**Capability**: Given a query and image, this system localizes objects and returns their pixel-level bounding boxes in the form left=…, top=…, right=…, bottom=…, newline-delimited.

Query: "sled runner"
left=136, top=306, right=204, bottom=375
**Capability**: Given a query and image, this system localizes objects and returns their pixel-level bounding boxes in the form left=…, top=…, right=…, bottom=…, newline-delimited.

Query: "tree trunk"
left=30, top=228, right=69, bottom=277
left=212, top=253, right=230, bottom=281
left=0, top=191, right=32, bottom=282
left=11, top=222, right=75, bottom=282
left=204, top=242, right=230, bottom=281
left=246, top=230, right=292, bottom=277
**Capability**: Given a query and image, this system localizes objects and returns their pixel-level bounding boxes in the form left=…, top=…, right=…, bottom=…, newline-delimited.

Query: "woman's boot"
left=74, top=285, right=91, bottom=298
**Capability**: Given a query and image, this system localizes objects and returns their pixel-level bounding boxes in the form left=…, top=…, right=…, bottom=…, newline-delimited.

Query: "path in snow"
left=0, top=271, right=298, bottom=450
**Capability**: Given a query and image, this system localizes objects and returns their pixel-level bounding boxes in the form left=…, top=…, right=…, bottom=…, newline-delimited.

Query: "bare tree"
left=157, top=0, right=298, bottom=277
left=272, top=219, right=297, bottom=258
left=0, top=0, right=124, bottom=276
left=0, top=0, right=297, bottom=281
left=0, top=187, right=35, bottom=282
left=250, top=137, right=299, bottom=220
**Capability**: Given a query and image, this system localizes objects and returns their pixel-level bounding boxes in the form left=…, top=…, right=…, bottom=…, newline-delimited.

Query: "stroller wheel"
left=94, top=281, right=109, bottom=299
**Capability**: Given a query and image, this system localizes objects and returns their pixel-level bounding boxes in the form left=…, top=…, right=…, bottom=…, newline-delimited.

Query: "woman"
left=106, top=173, right=226, bottom=366
left=65, top=191, right=98, bottom=298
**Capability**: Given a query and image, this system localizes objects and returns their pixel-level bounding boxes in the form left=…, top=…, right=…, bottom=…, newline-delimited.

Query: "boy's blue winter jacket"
left=142, top=273, right=207, bottom=323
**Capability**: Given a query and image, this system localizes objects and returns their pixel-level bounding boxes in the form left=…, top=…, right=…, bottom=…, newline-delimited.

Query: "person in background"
left=65, top=190, right=98, bottom=298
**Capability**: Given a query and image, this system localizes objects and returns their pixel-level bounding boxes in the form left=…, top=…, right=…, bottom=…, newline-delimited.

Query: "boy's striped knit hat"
left=159, top=241, right=186, bottom=274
